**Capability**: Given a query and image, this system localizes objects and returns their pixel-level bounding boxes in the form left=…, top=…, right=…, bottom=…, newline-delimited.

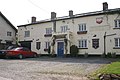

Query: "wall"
left=0, top=15, right=16, bottom=44
left=18, top=13, right=120, bottom=55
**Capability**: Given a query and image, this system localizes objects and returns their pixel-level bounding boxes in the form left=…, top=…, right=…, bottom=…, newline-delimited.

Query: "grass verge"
left=89, top=61, right=120, bottom=79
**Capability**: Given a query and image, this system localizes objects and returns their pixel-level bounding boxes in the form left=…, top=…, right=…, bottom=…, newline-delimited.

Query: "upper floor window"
left=115, top=38, right=120, bottom=48
left=46, top=28, right=52, bottom=34
left=114, top=20, right=120, bottom=28
left=78, top=39, right=87, bottom=48
left=25, top=31, right=30, bottom=37
left=7, top=31, right=12, bottom=36
left=78, top=23, right=86, bottom=31
left=61, top=25, right=68, bottom=33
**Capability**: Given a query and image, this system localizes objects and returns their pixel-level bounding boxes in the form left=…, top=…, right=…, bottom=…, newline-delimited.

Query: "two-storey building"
left=18, top=2, right=120, bottom=57
left=0, top=12, right=17, bottom=49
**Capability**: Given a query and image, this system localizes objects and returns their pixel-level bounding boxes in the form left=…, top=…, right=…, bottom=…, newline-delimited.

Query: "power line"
left=28, top=0, right=50, bottom=14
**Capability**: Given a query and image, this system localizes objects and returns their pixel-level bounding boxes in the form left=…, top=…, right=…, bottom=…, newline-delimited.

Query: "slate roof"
left=17, top=8, right=120, bottom=27
left=0, top=12, right=17, bottom=32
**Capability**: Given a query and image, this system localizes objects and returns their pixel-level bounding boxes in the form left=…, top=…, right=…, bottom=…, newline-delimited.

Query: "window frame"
left=24, top=31, right=30, bottom=37
left=36, top=42, right=41, bottom=50
left=46, top=28, right=52, bottom=34
left=114, top=38, right=120, bottom=48
left=114, top=19, right=120, bottom=28
left=45, top=41, right=50, bottom=49
left=7, top=31, right=12, bottom=36
left=61, top=25, right=68, bottom=33
left=78, top=23, right=87, bottom=32
left=78, top=39, right=88, bottom=49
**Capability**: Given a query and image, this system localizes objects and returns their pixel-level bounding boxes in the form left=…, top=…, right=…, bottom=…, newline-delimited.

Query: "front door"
left=57, top=42, right=64, bottom=57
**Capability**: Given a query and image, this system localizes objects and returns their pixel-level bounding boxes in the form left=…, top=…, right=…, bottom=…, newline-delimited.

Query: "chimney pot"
left=31, top=16, right=36, bottom=23
left=103, top=2, right=108, bottom=11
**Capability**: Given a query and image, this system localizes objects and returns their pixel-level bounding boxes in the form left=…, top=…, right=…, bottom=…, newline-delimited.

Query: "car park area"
left=0, top=57, right=118, bottom=80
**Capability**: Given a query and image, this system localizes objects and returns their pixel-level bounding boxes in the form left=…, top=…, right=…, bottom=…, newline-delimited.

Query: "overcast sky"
left=0, top=0, right=120, bottom=28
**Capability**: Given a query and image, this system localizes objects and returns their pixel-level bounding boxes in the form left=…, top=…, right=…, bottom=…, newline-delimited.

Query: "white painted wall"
left=0, top=15, right=16, bottom=44
left=18, top=13, right=120, bottom=55
left=18, top=22, right=53, bottom=54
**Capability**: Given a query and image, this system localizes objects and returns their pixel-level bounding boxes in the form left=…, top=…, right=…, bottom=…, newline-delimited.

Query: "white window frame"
left=24, top=31, right=30, bottom=37
left=114, top=19, right=120, bottom=28
left=46, top=28, right=52, bottom=34
left=78, top=39, right=87, bottom=48
left=78, top=23, right=86, bottom=31
left=45, top=42, right=50, bottom=49
left=61, top=25, right=68, bottom=33
left=115, top=38, right=120, bottom=48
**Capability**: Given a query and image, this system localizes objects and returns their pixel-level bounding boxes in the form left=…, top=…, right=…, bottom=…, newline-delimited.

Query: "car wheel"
left=33, top=54, right=37, bottom=58
left=5, top=56, right=9, bottom=59
left=18, top=54, right=23, bottom=59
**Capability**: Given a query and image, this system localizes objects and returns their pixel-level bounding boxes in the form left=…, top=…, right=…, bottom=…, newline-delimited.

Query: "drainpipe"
left=103, top=32, right=106, bottom=55
left=103, top=32, right=116, bottom=55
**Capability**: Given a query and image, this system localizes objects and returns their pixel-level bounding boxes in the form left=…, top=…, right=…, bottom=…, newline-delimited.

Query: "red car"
left=6, top=47, right=38, bottom=59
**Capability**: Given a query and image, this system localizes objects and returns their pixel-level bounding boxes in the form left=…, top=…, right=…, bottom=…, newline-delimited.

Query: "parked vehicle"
left=0, top=46, right=17, bottom=58
left=6, top=47, right=38, bottom=59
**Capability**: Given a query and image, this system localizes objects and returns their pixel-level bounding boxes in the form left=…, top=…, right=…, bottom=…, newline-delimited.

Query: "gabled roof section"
left=0, top=12, right=17, bottom=32
left=17, top=8, right=120, bottom=27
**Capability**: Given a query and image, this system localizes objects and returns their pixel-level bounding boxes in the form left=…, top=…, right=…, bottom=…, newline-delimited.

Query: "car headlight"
left=2, top=52, right=5, bottom=54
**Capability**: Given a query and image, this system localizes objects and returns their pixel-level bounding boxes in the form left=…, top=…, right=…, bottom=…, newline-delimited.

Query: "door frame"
left=57, top=41, right=64, bottom=57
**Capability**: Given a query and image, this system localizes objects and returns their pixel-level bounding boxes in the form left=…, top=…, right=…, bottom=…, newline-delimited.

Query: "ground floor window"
left=115, top=38, right=120, bottom=48
left=45, top=42, right=50, bottom=49
left=78, top=39, right=87, bottom=48
left=36, top=42, right=41, bottom=50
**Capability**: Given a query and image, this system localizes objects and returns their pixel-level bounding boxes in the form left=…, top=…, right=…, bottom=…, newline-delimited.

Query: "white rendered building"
left=18, top=2, right=120, bottom=56
left=0, top=12, right=17, bottom=49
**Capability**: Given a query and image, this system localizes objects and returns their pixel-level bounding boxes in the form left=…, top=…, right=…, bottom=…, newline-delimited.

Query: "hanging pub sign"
left=96, top=17, right=103, bottom=24
left=92, top=39, right=99, bottom=49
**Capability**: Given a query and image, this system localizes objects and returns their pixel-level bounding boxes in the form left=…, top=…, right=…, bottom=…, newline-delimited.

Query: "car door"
left=24, top=48, right=33, bottom=57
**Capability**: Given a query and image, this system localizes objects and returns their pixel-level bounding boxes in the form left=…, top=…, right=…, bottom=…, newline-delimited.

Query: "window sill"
left=113, top=27, right=120, bottom=29
left=44, top=34, right=52, bottom=37
left=78, top=48, right=88, bottom=49
left=77, top=31, right=87, bottom=34
left=113, top=47, right=120, bottom=49
left=44, top=49, right=48, bottom=51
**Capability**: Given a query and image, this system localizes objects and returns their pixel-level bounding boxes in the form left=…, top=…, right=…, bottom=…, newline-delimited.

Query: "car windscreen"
left=11, top=48, right=21, bottom=51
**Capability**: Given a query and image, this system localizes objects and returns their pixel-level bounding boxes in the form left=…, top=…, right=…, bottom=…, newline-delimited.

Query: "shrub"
left=84, top=52, right=88, bottom=58
left=107, top=52, right=112, bottom=58
left=111, top=52, right=116, bottom=58
left=70, top=45, right=79, bottom=57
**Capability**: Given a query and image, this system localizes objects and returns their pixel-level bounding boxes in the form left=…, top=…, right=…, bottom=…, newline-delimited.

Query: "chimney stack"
left=31, top=16, right=36, bottom=23
left=103, top=2, right=108, bottom=11
left=69, top=10, right=73, bottom=17
left=51, top=12, right=56, bottom=20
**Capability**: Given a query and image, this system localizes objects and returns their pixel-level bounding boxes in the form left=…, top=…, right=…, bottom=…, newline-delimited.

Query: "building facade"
left=0, top=12, right=17, bottom=49
left=18, top=2, right=120, bottom=56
